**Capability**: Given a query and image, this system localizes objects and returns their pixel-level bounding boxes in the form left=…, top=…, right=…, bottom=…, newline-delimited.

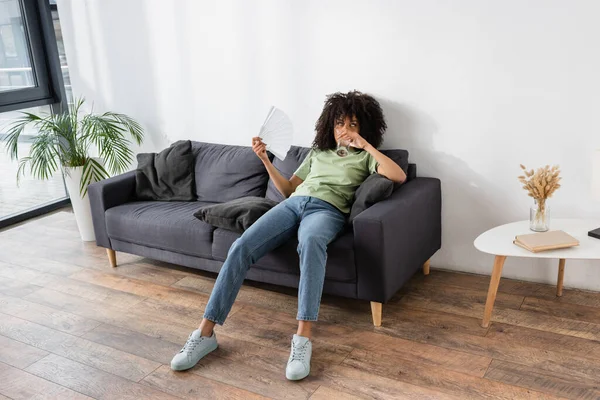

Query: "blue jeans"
left=203, top=196, right=347, bottom=324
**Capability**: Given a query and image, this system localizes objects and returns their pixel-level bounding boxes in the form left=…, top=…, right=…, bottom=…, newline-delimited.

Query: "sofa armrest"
left=88, top=171, right=136, bottom=248
left=353, top=177, right=442, bottom=303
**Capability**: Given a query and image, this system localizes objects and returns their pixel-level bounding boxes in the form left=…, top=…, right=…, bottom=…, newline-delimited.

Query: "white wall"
left=57, top=0, right=600, bottom=290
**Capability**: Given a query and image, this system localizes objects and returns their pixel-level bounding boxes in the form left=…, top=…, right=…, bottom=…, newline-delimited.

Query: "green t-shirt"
left=290, top=147, right=379, bottom=214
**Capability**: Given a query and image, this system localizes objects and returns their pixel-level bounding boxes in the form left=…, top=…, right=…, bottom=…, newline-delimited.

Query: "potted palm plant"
left=2, top=98, right=143, bottom=241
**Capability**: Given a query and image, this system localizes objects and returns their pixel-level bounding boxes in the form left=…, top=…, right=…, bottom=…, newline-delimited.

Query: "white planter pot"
left=64, top=159, right=103, bottom=241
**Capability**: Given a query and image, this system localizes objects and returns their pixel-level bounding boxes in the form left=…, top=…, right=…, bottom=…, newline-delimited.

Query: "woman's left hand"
left=339, top=131, right=369, bottom=149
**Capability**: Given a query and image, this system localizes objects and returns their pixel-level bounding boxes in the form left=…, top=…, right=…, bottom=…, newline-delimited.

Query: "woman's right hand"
left=252, top=137, right=269, bottom=162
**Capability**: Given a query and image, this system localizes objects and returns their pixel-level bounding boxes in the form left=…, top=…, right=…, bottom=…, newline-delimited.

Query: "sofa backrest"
left=265, top=145, right=412, bottom=202
left=192, top=141, right=273, bottom=203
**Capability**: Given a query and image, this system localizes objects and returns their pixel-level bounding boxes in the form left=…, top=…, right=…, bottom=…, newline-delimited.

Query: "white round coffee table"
left=474, top=219, right=600, bottom=328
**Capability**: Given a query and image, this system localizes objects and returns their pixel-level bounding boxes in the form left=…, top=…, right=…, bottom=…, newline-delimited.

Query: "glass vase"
left=530, top=199, right=549, bottom=232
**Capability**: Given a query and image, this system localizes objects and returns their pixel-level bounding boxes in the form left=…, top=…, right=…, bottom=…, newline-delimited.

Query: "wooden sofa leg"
left=370, top=302, right=382, bottom=327
left=106, top=249, right=117, bottom=268
left=423, top=259, right=431, bottom=275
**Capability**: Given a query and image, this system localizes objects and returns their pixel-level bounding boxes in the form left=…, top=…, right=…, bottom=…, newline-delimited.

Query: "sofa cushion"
left=192, top=141, right=272, bottom=203
left=212, top=228, right=356, bottom=282
left=265, top=146, right=409, bottom=202
left=407, top=163, right=417, bottom=181
left=105, top=201, right=216, bottom=258
left=135, top=140, right=196, bottom=201
left=382, top=149, right=410, bottom=190
left=382, top=149, right=409, bottom=174
left=349, top=173, right=394, bottom=223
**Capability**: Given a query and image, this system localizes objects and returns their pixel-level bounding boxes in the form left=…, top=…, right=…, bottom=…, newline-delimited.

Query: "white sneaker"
left=286, top=334, right=312, bottom=380
left=171, top=329, right=218, bottom=371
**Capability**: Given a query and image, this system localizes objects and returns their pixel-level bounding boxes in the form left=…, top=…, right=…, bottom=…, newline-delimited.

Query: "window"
left=49, top=0, right=71, bottom=105
left=0, top=104, right=67, bottom=220
left=0, top=0, right=69, bottom=228
left=0, top=0, right=64, bottom=113
left=0, top=1, right=36, bottom=92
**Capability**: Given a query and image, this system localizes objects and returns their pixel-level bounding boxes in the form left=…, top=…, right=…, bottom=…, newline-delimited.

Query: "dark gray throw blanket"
left=194, top=196, right=278, bottom=233
left=135, top=140, right=196, bottom=201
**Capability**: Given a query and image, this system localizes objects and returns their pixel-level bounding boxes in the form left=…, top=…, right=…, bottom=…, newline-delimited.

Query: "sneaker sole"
left=171, top=341, right=219, bottom=371
left=286, top=367, right=310, bottom=381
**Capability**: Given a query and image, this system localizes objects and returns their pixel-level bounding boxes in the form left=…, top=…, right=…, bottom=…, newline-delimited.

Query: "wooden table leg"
left=482, top=255, right=507, bottom=328
left=557, top=258, right=566, bottom=297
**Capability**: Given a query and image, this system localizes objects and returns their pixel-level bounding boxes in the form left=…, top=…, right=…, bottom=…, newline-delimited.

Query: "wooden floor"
left=1, top=211, right=600, bottom=399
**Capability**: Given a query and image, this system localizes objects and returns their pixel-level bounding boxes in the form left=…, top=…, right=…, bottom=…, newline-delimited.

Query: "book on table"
left=513, top=230, right=580, bottom=253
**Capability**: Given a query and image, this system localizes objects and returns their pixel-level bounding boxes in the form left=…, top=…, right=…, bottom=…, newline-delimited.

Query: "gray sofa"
left=88, top=141, right=441, bottom=326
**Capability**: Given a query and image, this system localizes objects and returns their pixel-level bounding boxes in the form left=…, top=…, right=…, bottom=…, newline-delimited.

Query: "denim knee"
left=228, top=236, right=260, bottom=265
left=297, top=235, right=327, bottom=252
left=229, top=237, right=247, bottom=254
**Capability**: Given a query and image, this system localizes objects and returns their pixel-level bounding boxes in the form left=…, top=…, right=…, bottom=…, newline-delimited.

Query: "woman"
left=171, top=90, right=406, bottom=380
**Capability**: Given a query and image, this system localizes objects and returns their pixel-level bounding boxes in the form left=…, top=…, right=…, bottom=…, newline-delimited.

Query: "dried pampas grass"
left=518, top=164, right=561, bottom=215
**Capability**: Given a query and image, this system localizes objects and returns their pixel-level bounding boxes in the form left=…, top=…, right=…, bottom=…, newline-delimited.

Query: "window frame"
left=0, top=0, right=66, bottom=113
left=0, top=0, right=69, bottom=229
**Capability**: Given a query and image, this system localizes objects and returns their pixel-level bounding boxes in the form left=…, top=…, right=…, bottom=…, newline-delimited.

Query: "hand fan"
left=258, top=106, right=293, bottom=161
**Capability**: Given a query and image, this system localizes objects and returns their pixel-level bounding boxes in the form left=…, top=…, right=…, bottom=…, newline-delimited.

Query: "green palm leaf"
left=81, top=113, right=138, bottom=175
left=102, top=112, right=144, bottom=145
left=3, top=112, right=44, bottom=160
left=16, top=156, right=32, bottom=185
left=1, top=97, right=144, bottom=197
left=28, top=131, right=59, bottom=180
left=79, top=157, right=110, bottom=197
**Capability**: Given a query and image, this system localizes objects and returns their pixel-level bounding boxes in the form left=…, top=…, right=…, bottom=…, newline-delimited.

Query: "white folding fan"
left=258, top=106, right=293, bottom=161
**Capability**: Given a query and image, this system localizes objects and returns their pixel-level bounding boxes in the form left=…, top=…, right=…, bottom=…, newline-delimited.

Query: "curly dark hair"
left=312, top=90, right=387, bottom=151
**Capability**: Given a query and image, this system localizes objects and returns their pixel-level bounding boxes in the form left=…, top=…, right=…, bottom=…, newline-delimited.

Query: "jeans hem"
left=296, top=315, right=319, bottom=322
left=203, top=315, right=225, bottom=326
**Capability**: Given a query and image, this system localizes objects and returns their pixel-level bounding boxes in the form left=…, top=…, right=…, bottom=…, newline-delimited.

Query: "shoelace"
left=290, top=342, right=308, bottom=362
left=180, top=335, right=204, bottom=353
